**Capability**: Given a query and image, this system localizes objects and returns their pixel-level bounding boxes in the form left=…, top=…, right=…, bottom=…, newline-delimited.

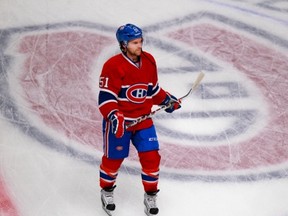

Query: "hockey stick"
left=125, top=72, right=205, bottom=129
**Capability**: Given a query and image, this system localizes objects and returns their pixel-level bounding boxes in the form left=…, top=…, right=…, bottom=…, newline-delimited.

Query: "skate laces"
left=101, top=186, right=116, bottom=205
left=145, top=190, right=160, bottom=208
left=145, top=194, right=157, bottom=208
left=101, top=189, right=114, bottom=205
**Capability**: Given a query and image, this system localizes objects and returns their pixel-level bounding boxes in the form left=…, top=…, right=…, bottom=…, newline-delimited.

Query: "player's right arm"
left=98, top=60, right=123, bottom=120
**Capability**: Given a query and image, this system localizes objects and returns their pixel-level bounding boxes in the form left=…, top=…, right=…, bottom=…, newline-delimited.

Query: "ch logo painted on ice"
left=1, top=3, right=288, bottom=182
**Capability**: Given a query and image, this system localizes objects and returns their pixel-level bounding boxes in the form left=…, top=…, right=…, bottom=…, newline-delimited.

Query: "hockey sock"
left=100, top=156, right=124, bottom=189
left=138, top=150, right=161, bottom=192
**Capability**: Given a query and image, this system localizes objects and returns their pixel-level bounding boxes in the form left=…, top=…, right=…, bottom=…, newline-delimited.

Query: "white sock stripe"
left=100, top=169, right=118, bottom=176
left=142, top=179, right=158, bottom=184
left=142, top=171, right=159, bottom=176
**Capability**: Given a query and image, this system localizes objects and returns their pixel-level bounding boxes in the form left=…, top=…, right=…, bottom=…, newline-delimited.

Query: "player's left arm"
left=159, top=92, right=181, bottom=113
left=150, top=67, right=181, bottom=113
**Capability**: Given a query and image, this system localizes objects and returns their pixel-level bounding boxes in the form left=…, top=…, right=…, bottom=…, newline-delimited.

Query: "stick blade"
left=192, top=71, right=205, bottom=90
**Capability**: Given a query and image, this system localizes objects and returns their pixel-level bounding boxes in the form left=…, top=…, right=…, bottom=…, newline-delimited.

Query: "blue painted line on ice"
left=258, top=0, right=288, bottom=13
left=203, top=0, right=288, bottom=26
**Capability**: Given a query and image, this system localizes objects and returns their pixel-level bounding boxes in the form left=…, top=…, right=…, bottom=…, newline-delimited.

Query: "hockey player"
left=98, top=23, right=181, bottom=215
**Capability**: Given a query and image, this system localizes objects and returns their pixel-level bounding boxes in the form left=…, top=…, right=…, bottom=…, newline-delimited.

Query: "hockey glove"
left=108, top=111, right=125, bottom=138
left=161, top=93, right=181, bottom=113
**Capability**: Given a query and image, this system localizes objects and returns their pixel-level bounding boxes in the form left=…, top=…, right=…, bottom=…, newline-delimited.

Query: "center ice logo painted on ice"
left=1, top=11, right=288, bottom=181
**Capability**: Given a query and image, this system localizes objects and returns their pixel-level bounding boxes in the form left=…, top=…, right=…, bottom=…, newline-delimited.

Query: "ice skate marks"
left=1, top=9, right=288, bottom=181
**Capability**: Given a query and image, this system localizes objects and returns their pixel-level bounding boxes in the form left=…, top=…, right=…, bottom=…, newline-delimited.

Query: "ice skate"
left=101, top=186, right=116, bottom=216
left=144, top=190, right=159, bottom=215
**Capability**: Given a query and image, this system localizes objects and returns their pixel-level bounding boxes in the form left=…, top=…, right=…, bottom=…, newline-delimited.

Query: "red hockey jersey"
left=98, top=51, right=167, bottom=131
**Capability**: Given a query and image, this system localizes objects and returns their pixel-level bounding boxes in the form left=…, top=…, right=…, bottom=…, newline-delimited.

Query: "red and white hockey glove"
left=108, top=111, right=125, bottom=138
left=161, top=93, right=181, bottom=113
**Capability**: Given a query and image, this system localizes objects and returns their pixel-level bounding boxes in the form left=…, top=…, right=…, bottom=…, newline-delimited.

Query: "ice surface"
left=1, top=0, right=288, bottom=216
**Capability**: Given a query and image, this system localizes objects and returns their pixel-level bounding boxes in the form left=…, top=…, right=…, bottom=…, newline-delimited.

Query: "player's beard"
left=127, top=48, right=142, bottom=62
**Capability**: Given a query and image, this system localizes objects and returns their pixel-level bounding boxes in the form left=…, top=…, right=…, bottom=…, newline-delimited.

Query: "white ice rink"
left=1, top=0, right=288, bottom=216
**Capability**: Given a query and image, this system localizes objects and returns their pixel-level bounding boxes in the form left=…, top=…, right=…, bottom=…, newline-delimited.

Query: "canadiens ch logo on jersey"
left=1, top=8, right=288, bottom=182
left=126, top=84, right=148, bottom=103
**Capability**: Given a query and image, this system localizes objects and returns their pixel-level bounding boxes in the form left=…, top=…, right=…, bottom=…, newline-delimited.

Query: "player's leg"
left=100, top=155, right=123, bottom=212
left=138, top=150, right=161, bottom=215
left=100, top=120, right=131, bottom=213
left=100, top=155, right=123, bottom=190
left=138, top=150, right=161, bottom=192
left=132, top=125, right=161, bottom=215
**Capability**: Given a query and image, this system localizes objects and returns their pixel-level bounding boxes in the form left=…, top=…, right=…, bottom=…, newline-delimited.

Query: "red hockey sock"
left=138, top=150, right=161, bottom=192
left=100, top=155, right=124, bottom=189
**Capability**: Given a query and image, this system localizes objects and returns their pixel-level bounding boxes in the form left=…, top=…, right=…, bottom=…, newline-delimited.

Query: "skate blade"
left=102, top=205, right=113, bottom=216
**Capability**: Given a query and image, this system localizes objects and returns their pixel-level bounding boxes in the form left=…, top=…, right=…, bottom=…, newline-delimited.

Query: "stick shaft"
left=126, top=72, right=205, bottom=129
